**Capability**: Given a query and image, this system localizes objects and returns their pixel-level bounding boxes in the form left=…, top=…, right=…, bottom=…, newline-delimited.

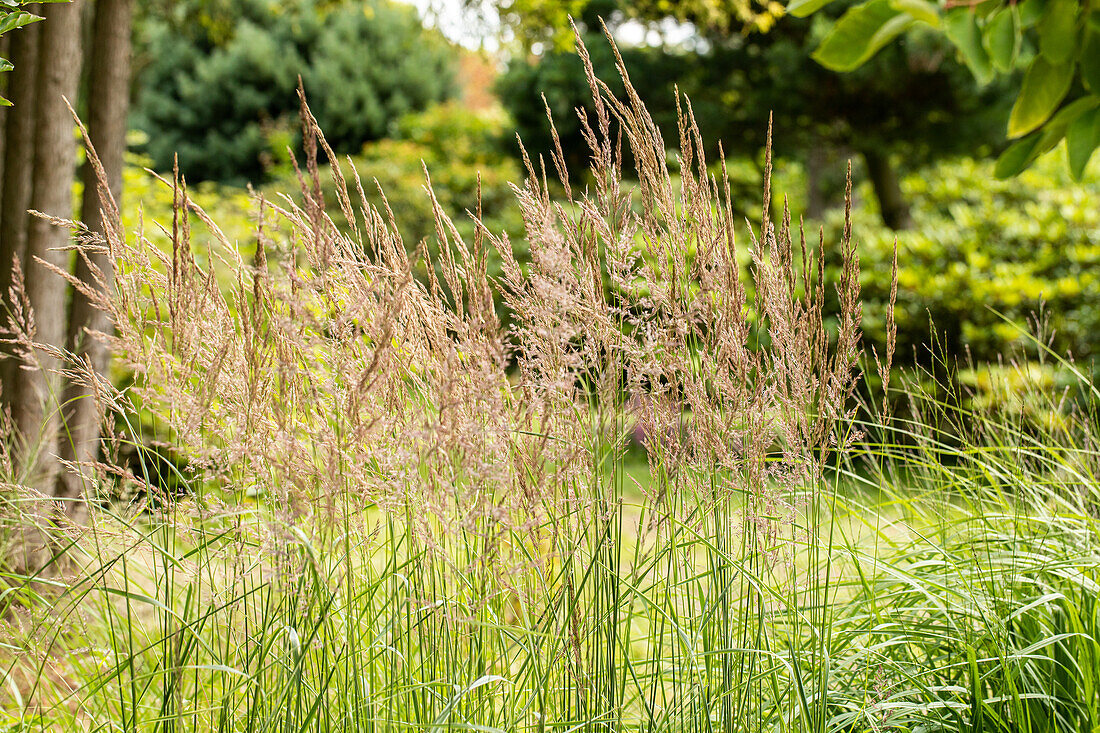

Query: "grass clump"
left=1, top=32, right=1097, bottom=733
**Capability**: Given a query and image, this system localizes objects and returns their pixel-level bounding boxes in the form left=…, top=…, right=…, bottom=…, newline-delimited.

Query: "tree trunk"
left=0, top=33, right=9, bottom=194
left=57, top=0, right=132, bottom=514
left=805, top=145, right=826, bottom=220
left=861, top=148, right=911, bottom=231
left=0, top=20, right=40, bottom=404
left=11, top=0, right=85, bottom=492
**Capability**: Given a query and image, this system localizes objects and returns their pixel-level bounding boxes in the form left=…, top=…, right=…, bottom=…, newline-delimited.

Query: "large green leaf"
left=1066, top=104, right=1100, bottom=180
left=983, top=7, right=1019, bottom=73
left=997, top=95, right=1100, bottom=177
left=945, top=7, right=994, bottom=85
left=0, top=9, right=40, bottom=35
left=994, top=132, right=1045, bottom=178
left=786, top=0, right=838, bottom=18
left=0, top=54, right=11, bottom=103
left=1008, top=56, right=1075, bottom=137
left=891, top=0, right=939, bottom=27
left=1044, top=94, right=1100, bottom=133
left=1018, top=0, right=1048, bottom=28
left=812, top=0, right=916, bottom=72
left=1038, top=0, right=1079, bottom=65
left=1041, top=95, right=1097, bottom=143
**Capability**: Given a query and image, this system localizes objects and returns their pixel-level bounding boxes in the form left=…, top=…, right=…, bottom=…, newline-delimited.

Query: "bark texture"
left=57, top=0, right=133, bottom=513
left=0, top=32, right=9, bottom=192
left=12, top=0, right=85, bottom=490
left=0, top=21, right=40, bottom=403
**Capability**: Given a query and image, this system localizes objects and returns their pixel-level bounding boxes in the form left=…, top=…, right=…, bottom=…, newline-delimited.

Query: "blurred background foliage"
left=311, top=102, right=525, bottom=253
left=113, top=0, right=1097, bottom=385
left=495, top=0, right=1017, bottom=230
left=829, top=154, right=1100, bottom=373
left=132, top=0, right=456, bottom=184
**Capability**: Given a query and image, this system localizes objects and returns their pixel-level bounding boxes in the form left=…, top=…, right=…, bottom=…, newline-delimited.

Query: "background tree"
left=0, top=0, right=54, bottom=395
left=11, top=0, right=84, bottom=489
left=0, top=0, right=133, bottom=519
left=0, top=18, right=39, bottom=399
left=57, top=0, right=133, bottom=511
left=493, top=0, right=784, bottom=48
left=494, top=2, right=1014, bottom=228
left=0, top=0, right=53, bottom=206
left=0, top=33, right=7, bottom=188
left=132, top=0, right=457, bottom=184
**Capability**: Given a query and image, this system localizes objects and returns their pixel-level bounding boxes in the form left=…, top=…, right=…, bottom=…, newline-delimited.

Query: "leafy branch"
left=792, top=0, right=1100, bottom=180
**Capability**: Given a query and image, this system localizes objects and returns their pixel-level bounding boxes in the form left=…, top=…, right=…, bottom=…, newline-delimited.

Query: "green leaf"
left=995, top=132, right=1044, bottom=178
left=1038, top=0, right=1079, bottom=65
left=0, top=10, right=40, bottom=35
left=1036, top=94, right=1099, bottom=149
left=1066, top=104, right=1100, bottom=180
left=991, top=97, right=1093, bottom=178
left=945, top=8, right=994, bottom=85
left=995, top=93, right=1097, bottom=178
left=1082, top=21, right=1100, bottom=92
left=1008, top=56, right=1075, bottom=137
left=0, top=57, right=11, bottom=74
left=1018, top=0, right=1047, bottom=28
left=983, top=7, right=1019, bottom=73
left=786, top=0, right=838, bottom=18
left=813, top=0, right=916, bottom=72
left=890, top=0, right=940, bottom=27
left=1043, top=94, right=1100, bottom=136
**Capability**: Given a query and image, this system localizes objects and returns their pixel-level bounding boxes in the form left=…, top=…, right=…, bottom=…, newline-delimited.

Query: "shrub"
left=320, top=102, right=525, bottom=255
left=829, top=152, right=1100, bottom=374
left=116, top=151, right=260, bottom=251
left=132, top=0, right=456, bottom=184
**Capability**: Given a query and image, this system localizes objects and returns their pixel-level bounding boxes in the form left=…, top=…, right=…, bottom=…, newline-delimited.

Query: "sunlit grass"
left=5, top=385, right=1097, bottom=732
